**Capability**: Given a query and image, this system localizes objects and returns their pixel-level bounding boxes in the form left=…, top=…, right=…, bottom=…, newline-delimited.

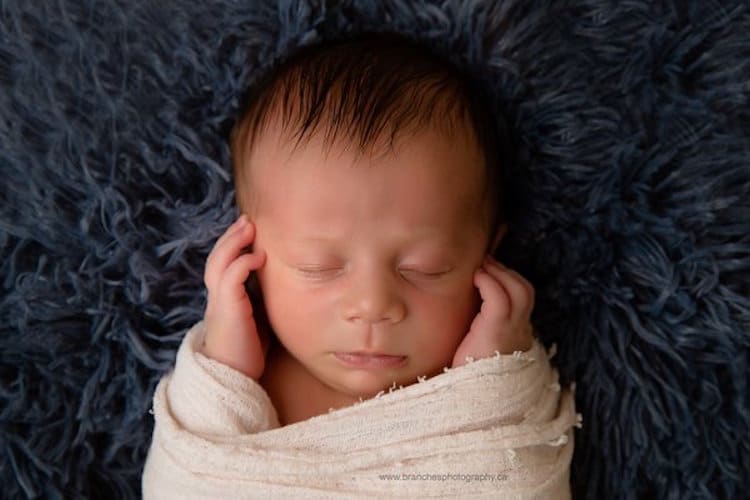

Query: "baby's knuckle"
left=483, top=289, right=505, bottom=310
left=482, top=298, right=507, bottom=321
left=526, top=286, right=536, bottom=305
left=216, top=273, right=234, bottom=293
left=509, top=276, right=531, bottom=302
left=484, top=273, right=504, bottom=291
left=519, top=281, right=533, bottom=301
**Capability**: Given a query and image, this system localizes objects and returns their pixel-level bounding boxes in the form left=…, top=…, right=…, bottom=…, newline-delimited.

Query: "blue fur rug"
left=1, top=1, right=748, bottom=498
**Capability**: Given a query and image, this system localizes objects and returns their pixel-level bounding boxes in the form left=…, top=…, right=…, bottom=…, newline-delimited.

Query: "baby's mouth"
left=333, top=351, right=407, bottom=368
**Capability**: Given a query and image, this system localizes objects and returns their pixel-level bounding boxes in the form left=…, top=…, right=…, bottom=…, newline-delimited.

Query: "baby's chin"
left=318, top=362, right=442, bottom=400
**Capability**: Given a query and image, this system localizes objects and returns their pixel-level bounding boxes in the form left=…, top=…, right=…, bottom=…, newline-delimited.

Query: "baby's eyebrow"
left=285, top=236, right=344, bottom=249
left=295, top=225, right=457, bottom=241
left=298, top=235, right=338, bottom=243
left=290, top=233, right=465, bottom=254
left=295, top=231, right=448, bottom=242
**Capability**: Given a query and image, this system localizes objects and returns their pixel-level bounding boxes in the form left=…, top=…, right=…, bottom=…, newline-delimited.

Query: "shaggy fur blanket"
left=1, top=1, right=748, bottom=499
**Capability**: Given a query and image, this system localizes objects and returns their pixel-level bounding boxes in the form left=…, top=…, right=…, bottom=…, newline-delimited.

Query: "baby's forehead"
left=246, top=120, right=488, bottom=229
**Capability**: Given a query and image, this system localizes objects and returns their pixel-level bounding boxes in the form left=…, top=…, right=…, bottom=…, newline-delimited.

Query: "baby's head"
left=230, top=32, right=511, bottom=398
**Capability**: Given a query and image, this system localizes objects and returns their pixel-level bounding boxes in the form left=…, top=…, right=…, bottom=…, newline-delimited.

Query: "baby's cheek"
left=253, top=263, right=292, bottom=323
left=444, top=285, right=480, bottom=344
left=252, top=246, right=284, bottom=293
left=417, top=292, right=474, bottom=338
left=410, top=311, right=466, bottom=375
left=440, top=277, right=481, bottom=321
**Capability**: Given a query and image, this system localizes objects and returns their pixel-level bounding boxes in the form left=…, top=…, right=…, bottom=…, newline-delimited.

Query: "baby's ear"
left=490, top=224, right=508, bottom=253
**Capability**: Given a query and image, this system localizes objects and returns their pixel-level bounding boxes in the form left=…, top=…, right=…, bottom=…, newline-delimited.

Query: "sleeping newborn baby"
left=143, top=32, right=577, bottom=499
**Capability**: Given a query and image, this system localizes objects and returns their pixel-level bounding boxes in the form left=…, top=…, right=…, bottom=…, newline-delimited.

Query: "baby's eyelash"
left=400, top=269, right=450, bottom=279
left=296, top=267, right=341, bottom=276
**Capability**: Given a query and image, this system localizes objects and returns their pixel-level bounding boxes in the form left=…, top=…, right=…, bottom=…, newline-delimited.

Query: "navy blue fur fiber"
left=1, top=1, right=748, bottom=498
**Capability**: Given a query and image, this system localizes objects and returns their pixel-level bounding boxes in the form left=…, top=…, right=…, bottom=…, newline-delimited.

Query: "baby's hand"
left=452, top=255, right=535, bottom=368
left=202, top=215, right=267, bottom=380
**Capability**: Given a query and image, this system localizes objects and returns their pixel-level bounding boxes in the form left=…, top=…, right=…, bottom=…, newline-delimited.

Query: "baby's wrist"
left=201, top=324, right=265, bottom=380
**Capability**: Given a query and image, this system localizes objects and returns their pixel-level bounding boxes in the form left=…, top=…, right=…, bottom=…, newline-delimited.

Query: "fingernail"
left=238, top=215, right=248, bottom=226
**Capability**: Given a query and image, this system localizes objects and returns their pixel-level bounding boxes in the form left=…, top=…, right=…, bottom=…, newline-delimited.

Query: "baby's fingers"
left=482, top=257, right=535, bottom=318
left=217, top=251, right=266, bottom=303
left=213, top=215, right=248, bottom=249
left=205, top=220, right=256, bottom=291
left=474, top=268, right=512, bottom=321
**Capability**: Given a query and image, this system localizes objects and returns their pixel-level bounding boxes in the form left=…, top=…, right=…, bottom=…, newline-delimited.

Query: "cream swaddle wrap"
left=142, top=321, right=578, bottom=499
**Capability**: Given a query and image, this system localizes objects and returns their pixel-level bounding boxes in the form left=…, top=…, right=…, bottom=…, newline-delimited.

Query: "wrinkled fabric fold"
left=143, top=321, right=577, bottom=499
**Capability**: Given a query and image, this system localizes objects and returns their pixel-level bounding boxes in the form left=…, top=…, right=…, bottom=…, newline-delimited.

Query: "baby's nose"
left=342, top=272, right=406, bottom=325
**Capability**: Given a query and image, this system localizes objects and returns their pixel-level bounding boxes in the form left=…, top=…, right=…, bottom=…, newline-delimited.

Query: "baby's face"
left=245, top=121, right=492, bottom=398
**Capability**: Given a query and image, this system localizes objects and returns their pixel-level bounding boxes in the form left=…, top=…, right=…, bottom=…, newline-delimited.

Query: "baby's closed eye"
left=294, top=265, right=452, bottom=281
left=295, top=266, right=342, bottom=277
left=398, top=268, right=452, bottom=279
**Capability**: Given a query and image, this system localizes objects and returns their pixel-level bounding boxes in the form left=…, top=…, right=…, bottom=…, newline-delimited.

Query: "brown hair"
left=230, top=31, right=511, bottom=236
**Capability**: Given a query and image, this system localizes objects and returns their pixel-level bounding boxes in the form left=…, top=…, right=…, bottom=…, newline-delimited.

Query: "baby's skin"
left=202, top=215, right=535, bottom=383
left=202, top=106, right=541, bottom=422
